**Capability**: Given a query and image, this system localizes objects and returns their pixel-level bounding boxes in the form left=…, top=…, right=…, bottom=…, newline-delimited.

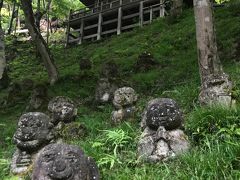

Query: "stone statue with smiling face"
left=32, top=143, right=100, bottom=180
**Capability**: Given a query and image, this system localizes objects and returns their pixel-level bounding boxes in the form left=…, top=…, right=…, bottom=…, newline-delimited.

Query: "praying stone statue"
left=11, top=112, right=54, bottom=175
left=111, top=87, right=138, bottom=124
left=48, top=96, right=77, bottom=124
left=138, top=98, right=189, bottom=163
left=32, top=143, right=100, bottom=180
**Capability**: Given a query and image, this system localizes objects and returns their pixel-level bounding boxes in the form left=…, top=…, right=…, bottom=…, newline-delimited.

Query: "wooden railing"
left=70, top=0, right=144, bottom=20
left=66, top=0, right=167, bottom=46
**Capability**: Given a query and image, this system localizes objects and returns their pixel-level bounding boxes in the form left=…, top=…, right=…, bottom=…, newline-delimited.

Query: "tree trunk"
left=20, top=0, right=58, bottom=85
left=0, top=0, right=9, bottom=89
left=7, top=0, right=16, bottom=35
left=194, top=0, right=233, bottom=106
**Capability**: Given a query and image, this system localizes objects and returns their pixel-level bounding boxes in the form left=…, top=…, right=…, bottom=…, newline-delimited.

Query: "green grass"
left=0, top=5, right=240, bottom=180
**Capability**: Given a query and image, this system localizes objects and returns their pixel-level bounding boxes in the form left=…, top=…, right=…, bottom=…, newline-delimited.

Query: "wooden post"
left=139, top=1, right=143, bottom=27
left=65, top=9, right=72, bottom=47
left=97, top=13, right=102, bottom=40
left=150, top=7, right=153, bottom=23
left=78, top=19, right=84, bottom=44
left=160, top=0, right=164, bottom=17
left=117, top=0, right=122, bottom=35
left=101, top=1, right=103, bottom=11
left=17, top=14, right=21, bottom=30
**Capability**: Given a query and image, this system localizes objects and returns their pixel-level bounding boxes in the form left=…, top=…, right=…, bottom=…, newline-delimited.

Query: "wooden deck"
left=66, top=0, right=167, bottom=46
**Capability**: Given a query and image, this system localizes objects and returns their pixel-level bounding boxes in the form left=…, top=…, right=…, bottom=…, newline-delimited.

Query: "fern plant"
left=92, top=128, right=132, bottom=169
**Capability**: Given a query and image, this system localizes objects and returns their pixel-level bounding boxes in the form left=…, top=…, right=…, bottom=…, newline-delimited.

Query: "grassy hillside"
left=0, top=5, right=240, bottom=179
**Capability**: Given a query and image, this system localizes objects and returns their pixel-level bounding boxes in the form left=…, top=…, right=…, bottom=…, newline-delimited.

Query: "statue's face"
left=113, top=87, right=137, bottom=108
left=48, top=97, right=76, bottom=124
left=32, top=144, right=99, bottom=180
left=13, top=112, right=53, bottom=152
left=146, top=99, right=182, bottom=130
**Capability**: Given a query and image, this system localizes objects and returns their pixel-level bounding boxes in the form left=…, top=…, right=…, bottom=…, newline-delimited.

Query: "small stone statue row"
left=11, top=96, right=100, bottom=180
left=108, top=86, right=190, bottom=162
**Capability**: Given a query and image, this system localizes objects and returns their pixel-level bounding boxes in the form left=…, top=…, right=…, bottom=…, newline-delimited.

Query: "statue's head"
left=32, top=143, right=100, bottom=180
left=146, top=98, right=182, bottom=130
left=113, top=87, right=138, bottom=109
left=13, top=112, right=54, bottom=152
left=48, top=96, right=77, bottom=124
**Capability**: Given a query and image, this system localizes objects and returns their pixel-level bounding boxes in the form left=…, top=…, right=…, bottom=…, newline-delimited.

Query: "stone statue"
left=199, top=73, right=233, bottom=106
left=111, top=87, right=138, bottom=124
left=26, top=84, right=48, bottom=112
left=32, top=143, right=100, bottom=180
left=113, top=87, right=138, bottom=109
left=138, top=98, right=189, bottom=163
left=95, top=78, right=117, bottom=104
left=141, top=98, right=183, bottom=130
left=11, top=112, right=54, bottom=174
left=48, top=96, right=77, bottom=124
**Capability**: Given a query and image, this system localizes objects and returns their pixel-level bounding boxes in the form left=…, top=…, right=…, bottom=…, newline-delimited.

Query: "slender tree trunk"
left=20, top=0, right=58, bottom=85
left=7, top=0, right=16, bottom=35
left=0, top=0, right=9, bottom=89
left=194, top=0, right=232, bottom=106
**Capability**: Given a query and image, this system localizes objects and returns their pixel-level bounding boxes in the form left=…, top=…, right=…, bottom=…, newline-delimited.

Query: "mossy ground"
left=0, top=6, right=240, bottom=180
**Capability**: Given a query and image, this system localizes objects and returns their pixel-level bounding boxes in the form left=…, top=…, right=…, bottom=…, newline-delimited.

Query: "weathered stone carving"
left=111, top=87, right=138, bottom=124
left=11, top=149, right=32, bottom=175
left=141, top=98, right=183, bottom=130
left=11, top=112, right=54, bottom=174
left=138, top=98, right=189, bottom=163
left=111, top=106, right=136, bottom=124
left=113, top=87, right=138, bottom=109
left=13, top=112, right=54, bottom=151
left=95, top=78, right=117, bottom=104
left=95, top=61, right=119, bottom=105
left=26, top=84, right=48, bottom=112
left=48, top=96, right=77, bottom=124
left=32, top=143, right=100, bottom=180
left=199, top=73, right=233, bottom=106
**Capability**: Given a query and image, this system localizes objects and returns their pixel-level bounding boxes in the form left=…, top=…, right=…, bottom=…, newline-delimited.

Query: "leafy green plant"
left=186, top=106, right=240, bottom=144
left=92, top=128, right=132, bottom=169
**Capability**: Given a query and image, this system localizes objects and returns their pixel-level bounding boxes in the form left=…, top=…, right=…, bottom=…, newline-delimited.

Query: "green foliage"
left=51, top=0, right=84, bottom=18
left=186, top=106, right=240, bottom=144
left=92, top=127, right=133, bottom=169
